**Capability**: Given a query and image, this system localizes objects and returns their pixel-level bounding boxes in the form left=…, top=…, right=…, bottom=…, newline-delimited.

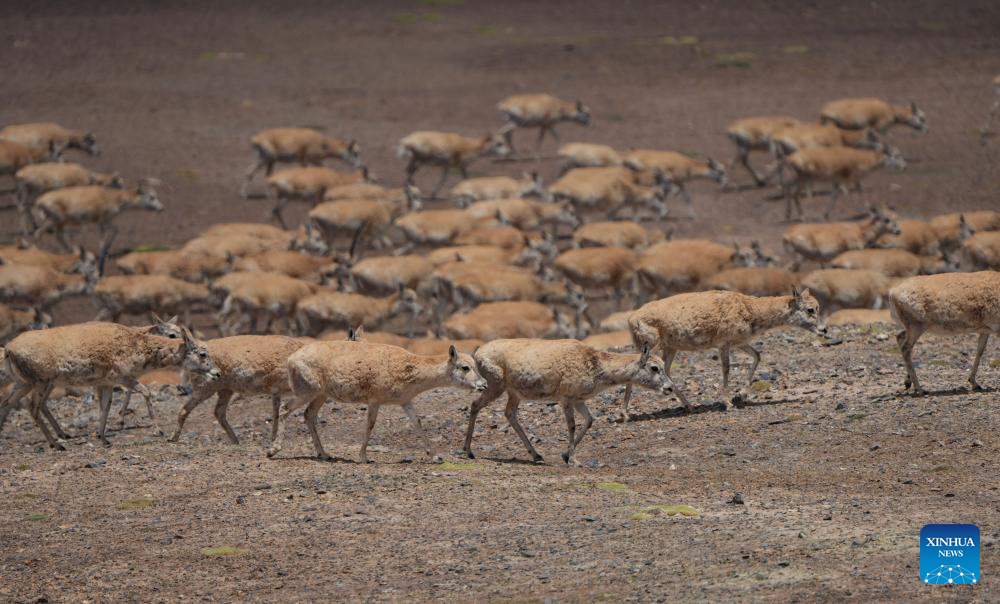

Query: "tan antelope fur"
left=875, top=219, right=941, bottom=256
left=820, top=98, right=928, bottom=133
left=15, top=162, right=121, bottom=232
left=496, top=94, right=591, bottom=153
left=308, top=185, right=422, bottom=255
left=598, top=311, right=633, bottom=333
left=296, top=284, right=421, bottom=337
left=0, top=122, right=99, bottom=156
left=623, top=149, right=727, bottom=218
left=243, top=127, right=362, bottom=197
left=636, top=240, right=771, bottom=299
left=0, top=244, right=96, bottom=275
left=553, top=247, right=639, bottom=312
left=394, top=208, right=494, bottom=252
left=214, top=271, right=317, bottom=335
left=548, top=166, right=668, bottom=222
left=931, top=211, right=1000, bottom=256
left=265, top=166, right=368, bottom=228
left=557, top=143, right=622, bottom=175
left=1, top=322, right=219, bottom=448
left=454, top=225, right=533, bottom=251
left=270, top=341, right=486, bottom=462
left=450, top=173, right=544, bottom=207
left=116, top=249, right=232, bottom=283
left=782, top=208, right=900, bottom=269
left=582, top=330, right=633, bottom=352
left=0, top=263, right=96, bottom=311
left=0, top=141, right=59, bottom=194
left=199, top=222, right=294, bottom=242
left=726, top=116, right=800, bottom=186
left=800, top=268, right=893, bottom=311
left=572, top=221, right=661, bottom=250
left=704, top=266, right=801, bottom=297
left=398, top=131, right=511, bottom=198
left=784, top=147, right=904, bottom=220
left=465, top=339, right=672, bottom=464
left=444, top=301, right=575, bottom=341
left=466, top=197, right=579, bottom=233
left=961, top=231, right=1000, bottom=270
left=234, top=250, right=334, bottom=282
left=889, top=272, right=1000, bottom=394
left=0, top=305, right=49, bottom=344
left=334, top=254, right=434, bottom=295
left=93, top=275, right=214, bottom=323
left=34, top=181, right=163, bottom=273
left=830, top=248, right=953, bottom=276
left=169, top=335, right=309, bottom=444
left=625, top=288, right=826, bottom=417
left=825, top=308, right=894, bottom=327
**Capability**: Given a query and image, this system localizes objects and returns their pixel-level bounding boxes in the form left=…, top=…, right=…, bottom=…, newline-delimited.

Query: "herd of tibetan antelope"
left=1, top=77, right=999, bottom=466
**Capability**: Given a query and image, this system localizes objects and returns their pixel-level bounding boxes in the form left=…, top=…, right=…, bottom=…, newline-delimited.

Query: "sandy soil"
left=2, top=0, right=1000, bottom=601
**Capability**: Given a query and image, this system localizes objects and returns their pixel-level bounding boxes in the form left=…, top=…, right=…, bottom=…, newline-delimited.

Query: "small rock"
left=835, top=401, right=847, bottom=411
left=777, top=560, right=790, bottom=567
left=901, top=479, right=914, bottom=485
left=276, top=569, right=288, bottom=577
left=84, top=459, right=107, bottom=469
left=254, top=483, right=271, bottom=491
left=972, top=440, right=984, bottom=447
left=519, top=549, right=536, bottom=558
left=869, top=443, right=881, bottom=451
left=581, top=515, right=596, bottom=522
left=728, top=493, right=745, bottom=505
left=235, top=495, right=246, bottom=505
left=720, top=447, right=736, bottom=457
left=798, top=531, right=807, bottom=539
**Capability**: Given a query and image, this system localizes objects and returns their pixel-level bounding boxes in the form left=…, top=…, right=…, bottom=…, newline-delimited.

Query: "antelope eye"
left=807, top=308, right=816, bottom=315
left=650, top=365, right=660, bottom=373
left=199, top=352, right=208, bottom=359
left=461, top=365, right=471, bottom=372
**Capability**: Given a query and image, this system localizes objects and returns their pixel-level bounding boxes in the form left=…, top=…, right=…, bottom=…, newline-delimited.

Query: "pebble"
left=835, top=401, right=847, bottom=411
left=728, top=493, right=745, bottom=505
left=869, top=443, right=881, bottom=451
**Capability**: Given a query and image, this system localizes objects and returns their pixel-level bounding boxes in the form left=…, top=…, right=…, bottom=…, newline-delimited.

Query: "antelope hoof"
left=266, top=447, right=279, bottom=458
left=970, top=381, right=984, bottom=392
left=52, top=441, right=67, bottom=451
left=429, top=454, right=443, bottom=464
left=167, top=433, right=181, bottom=443
left=464, top=449, right=476, bottom=460
left=532, top=454, right=545, bottom=464
left=318, top=453, right=333, bottom=462
left=100, top=437, right=112, bottom=448
left=561, top=452, right=571, bottom=465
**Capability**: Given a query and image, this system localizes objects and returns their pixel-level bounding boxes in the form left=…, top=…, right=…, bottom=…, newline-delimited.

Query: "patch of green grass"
left=785, top=414, right=803, bottom=422
left=596, top=481, right=629, bottom=493
left=27, top=513, right=48, bottom=521
left=16, top=464, right=30, bottom=472
left=203, top=545, right=249, bottom=557
left=438, top=461, right=479, bottom=471
left=782, top=44, right=808, bottom=55
left=989, top=359, right=1000, bottom=368
left=660, top=35, right=699, bottom=46
left=118, top=498, right=153, bottom=511
left=175, top=168, right=200, bottom=182
left=476, top=25, right=498, bottom=35
left=751, top=380, right=772, bottom=392
left=648, top=503, right=699, bottom=517
left=714, top=52, right=753, bottom=69
left=17, top=493, right=39, bottom=500
left=130, top=244, right=173, bottom=253
left=631, top=511, right=651, bottom=521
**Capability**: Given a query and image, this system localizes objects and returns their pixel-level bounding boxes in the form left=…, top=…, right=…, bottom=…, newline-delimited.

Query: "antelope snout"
left=815, top=324, right=829, bottom=337
left=659, top=379, right=675, bottom=395
left=474, top=379, right=488, bottom=392
left=206, top=368, right=223, bottom=382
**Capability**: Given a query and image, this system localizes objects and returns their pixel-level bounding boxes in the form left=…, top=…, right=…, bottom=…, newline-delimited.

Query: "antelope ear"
left=639, top=344, right=650, bottom=364
left=181, top=326, right=195, bottom=347
left=166, top=315, right=179, bottom=325
left=151, top=312, right=163, bottom=324
left=347, top=326, right=358, bottom=341
left=448, top=344, right=458, bottom=362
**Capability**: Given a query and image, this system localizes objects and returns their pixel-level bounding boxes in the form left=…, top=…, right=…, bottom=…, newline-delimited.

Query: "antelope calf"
left=444, top=301, right=575, bottom=341
left=548, top=166, right=668, bottom=222
left=820, top=98, right=928, bottom=133
left=34, top=181, right=163, bottom=273
left=496, top=94, right=591, bottom=153
left=335, top=254, right=434, bottom=295
left=703, top=266, right=801, bottom=297
left=726, top=116, right=800, bottom=186
left=800, top=268, right=893, bottom=311
left=784, top=146, right=904, bottom=220
left=308, top=185, right=421, bottom=256
left=93, top=275, right=214, bottom=324
left=398, top=131, right=511, bottom=198
left=830, top=248, right=953, bottom=276
left=394, top=208, right=493, bottom=252
left=625, top=288, right=826, bottom=417
left=450, top=173, right=544, bottom=207
left=295, top=285, right=421, bottom=337
left=889, top=271, right=1000, bottom=394
left=0, top=122, right=99, bottom=156
left=623, top=149, right=727, bottom=218
left=0, top=141, right=59, bottom=192
left=265, top=166, right=368, bottom=228
left=465, top=339, right=671, bottom=464
left=2, top=322, right=219, bottom=448
left=169, top=335, right=309, bottom=444
left=466, top=197, right=578, bottom=233
left=557, top=142, right=622, bottom=175
left=243, top=127, right=362, bottom=197
left=270, top=341, right=486, bottom=462
left=782, top=208, right=900, bottom=269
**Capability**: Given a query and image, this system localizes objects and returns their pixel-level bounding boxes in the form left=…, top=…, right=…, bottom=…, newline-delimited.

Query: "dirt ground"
left=2, top=0, right=1000, bottom=601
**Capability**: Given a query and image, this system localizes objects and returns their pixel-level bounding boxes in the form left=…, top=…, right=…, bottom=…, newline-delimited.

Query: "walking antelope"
left=726, top=116, right=800, bottom=186
left=820, top=98, right=928, bottom=134
left=496, top=94, right=591, bottom=154
left=398, top=131, right=511, bottom=199
left=243, top=127, right=363, bottom=197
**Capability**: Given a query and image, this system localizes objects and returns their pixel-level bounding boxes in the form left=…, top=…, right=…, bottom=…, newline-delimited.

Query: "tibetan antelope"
left=398, top=131, right=511, bottom=198
left=496, top=94, right=591, bottom=153
left=243, top=127, right=363, bottom=197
